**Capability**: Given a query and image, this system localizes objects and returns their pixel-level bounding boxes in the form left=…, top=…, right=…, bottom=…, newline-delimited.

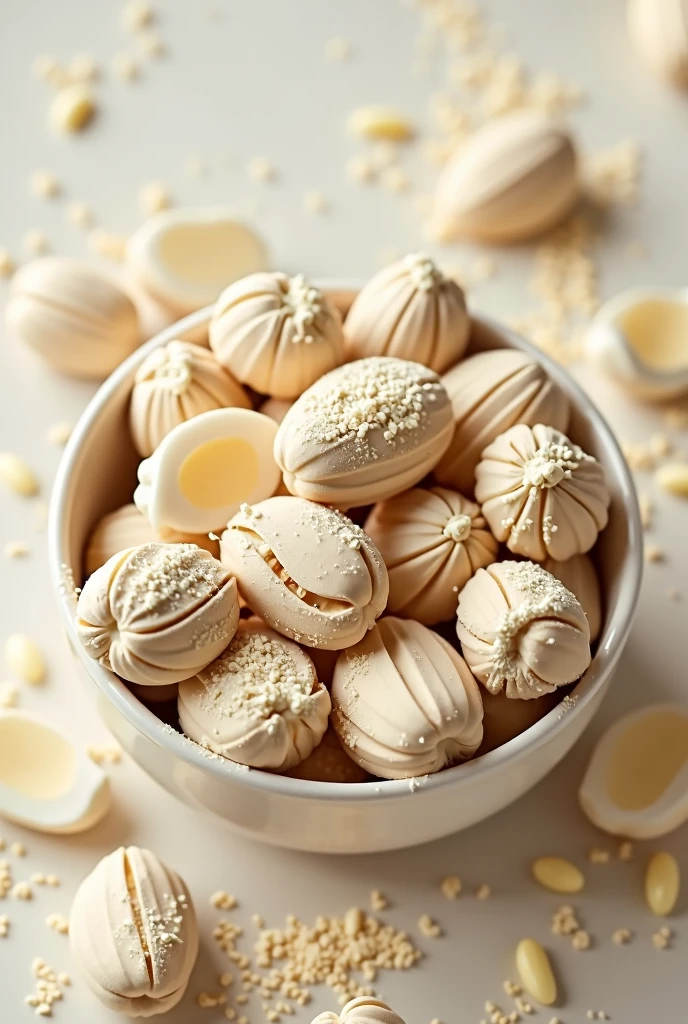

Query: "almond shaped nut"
left=531, top=856, right=585, bottom=894
left=4, top=634, right=46, bottom=684
left=645, top=851, right=680, bottom=916
left=75, top=542, right=240, bottom=686
left=209, top=271, right=345, bottom=400
left=343, top=253, right=470, bottom=374
left=6, top=256, right=139, bottom=379
left=69, top=846, right=199, bottom=1016
left=0, top=453, right=39, bottom=497
left=431, top=110, right=578, bottom=244
left=515, top=937, right=557, bottom=1005
left=347, top=106, right=414, bottom=141
left=311, top=998, right=408, bottom=1024
left=49, top=83, right=96, bottom=132
left=220, top=496, right=389, bottom=651
left=433, top=349, right=571, bottom=497
left=274, top=356, right=455, bottom=508
left=655, top=462, right=688, bottom=498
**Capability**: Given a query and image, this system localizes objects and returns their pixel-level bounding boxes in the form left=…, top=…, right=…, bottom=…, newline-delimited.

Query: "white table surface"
left=0, top=1, right=686, bottom=1021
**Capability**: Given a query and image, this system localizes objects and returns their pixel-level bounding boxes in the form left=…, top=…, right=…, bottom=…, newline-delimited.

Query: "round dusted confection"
left=274, top=356, right=454, bottom=508
left=475, top=424, right=610, bottom=561
left=343, top=253, right=469, bottom=373
left=542, top=552, right=602, bottom=642
left=331, top=617, right=483, bottom=780
left=178, top=621, right=330, bottom=771
left=433, top=349, right=571, bottom=496
left=220, top=497, right=388, bottom=651
left=75, top=542, right=239, bottom=686
left=364, top=485, right=498, bottom=625
left=456, top=560, right=591, bottom=700
left=209, top=272, right=345, bottom=399
left=129, top=340, right=250, bottom=457
left=84, top=503, right=219, bottom=578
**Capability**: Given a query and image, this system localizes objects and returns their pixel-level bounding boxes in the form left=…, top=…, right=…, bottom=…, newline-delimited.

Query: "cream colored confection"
left=434, top=349, right=571, bottom=496
left=331, top=617, right=483, bottom=779
left=220, top=496, right=388, bottom=650
left=125, top=207, right=269, bottom=316
left=627, top=0, right=688, bottom=89
left=209, top=271, right=345, bottom=399
left=431, top=110, right=578, bottom=243
left=312, top=998, right=407, bottom=1024
left=0, top=709, right=110, bottom=834
left=6, top=256, right=139, bottom=379
left=542, top=553, right=602, bottom=642
left=75, top=543, right=239, bottom=686
left=130, top=340, right=251, bottom=457
left=285, top=724, right=370, bottom=783
left=274, top=356, right=454, bottom=508
left=69, top=846, right=198, bottom=1017
left=343, top=253, right=469, bottom=374
left=456, top=560, right=591, bottom=699
left=475, top=424, right=610, bottom=561
left=135, top=408, right=281, bottom=535
left=178, top=620, right=330, bottom=771
left=364, top=486, right=498, bottom=625
left=84, top=503, right=219, bottom=578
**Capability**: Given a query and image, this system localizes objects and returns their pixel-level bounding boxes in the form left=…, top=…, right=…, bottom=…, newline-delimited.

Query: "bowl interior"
left=50, top=300, right=643, bottom=797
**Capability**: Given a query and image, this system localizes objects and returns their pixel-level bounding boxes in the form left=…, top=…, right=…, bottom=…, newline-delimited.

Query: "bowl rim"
left=49, top=283, right=644, bottom=803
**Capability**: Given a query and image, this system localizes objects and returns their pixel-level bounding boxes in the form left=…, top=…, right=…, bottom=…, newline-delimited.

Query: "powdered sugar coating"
left=456, top=560, right=591, bottom=699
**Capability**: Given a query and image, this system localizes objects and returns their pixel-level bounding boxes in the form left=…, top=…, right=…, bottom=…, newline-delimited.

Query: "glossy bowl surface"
left=49, top=285, right=643, bottom=853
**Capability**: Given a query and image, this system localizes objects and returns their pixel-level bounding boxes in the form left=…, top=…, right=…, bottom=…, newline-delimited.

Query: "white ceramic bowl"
left=49, top=286, right=643, bottom=854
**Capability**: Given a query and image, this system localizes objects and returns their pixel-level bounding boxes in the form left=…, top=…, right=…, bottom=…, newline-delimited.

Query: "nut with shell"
left=69, top=845, right=198, bottom=1017
left=433, top=349, right=570, bottom=496
left=130, top=340, right=251, bottom=457
left=75, top=542, right=240, bottom=686
left=220, top=496, right=388, bottom=651
left=209, top=271, right=345, bottom=399
left=456, top=560, right=591, bottom=700
left=475, top=423, right=610, bottom=562
left=364, top=485, right=498, bottom=624
left=331, top=616, right=484, bottom=779
left=343, top=252, right=470, bottom=374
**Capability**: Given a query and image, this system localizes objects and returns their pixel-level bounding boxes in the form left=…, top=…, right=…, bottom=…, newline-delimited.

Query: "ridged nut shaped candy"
left=311, top=999, right=407, bottom=1024
left=475, top=424, right=610, bottom=562
left=364, top=485, right=498, bottom=625
left=209, top=271, right=345, bottom=399
left=178, top=621, right=331, bottom=771
left=343, top=253, right=469, bottom=374
left=129, top=340, right=250, bottom=457
left=456, top=560, right=591, bottom=700
left=69, top=846, right=198, bottom=1017
left=75, top=543, right=239, bottom=686
left=331, top=616, right=483, bottom=779
left=433, top=349, right=570, bottom=496
left=220, top=497, right=388, bottom=651
left=274, top=356, right=454, bottom=508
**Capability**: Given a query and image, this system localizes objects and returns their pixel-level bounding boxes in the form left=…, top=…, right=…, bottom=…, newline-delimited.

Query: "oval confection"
left=431, top=110, right=579, bottom=243
left=69, top=846, right=198, bottom=1016
left=311, top=999, right=408, bottom=1024
left=364, top=486, right=497, bottom=625
left=130, top=339, right=251, bottom=457
left=75, top=543, right=240, bottom=686
left=209, top=271, right=345, bottom=399
left=475, top=424, right=610, bottom=562
left=274, top=356, right=454, bottom=508
left=456, top=560, right=591, bottom=700
left=220, top=496, right=388, bottom=651
left=6, top=256, right=139, bottom=379
left=331, top=616, right=484, bottom=779
left=433, top=349, right=571, bottom=496
left=343, top=252, right=470, bottom=374
left=178, top=621, right=331, bottom=771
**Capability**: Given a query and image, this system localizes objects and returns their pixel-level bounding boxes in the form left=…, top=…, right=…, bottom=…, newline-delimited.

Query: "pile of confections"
left=75, top=252, right=611, bottom=784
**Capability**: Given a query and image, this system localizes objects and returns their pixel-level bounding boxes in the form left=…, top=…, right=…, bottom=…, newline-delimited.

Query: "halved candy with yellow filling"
left=134, top=408, right=280, bottom=535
